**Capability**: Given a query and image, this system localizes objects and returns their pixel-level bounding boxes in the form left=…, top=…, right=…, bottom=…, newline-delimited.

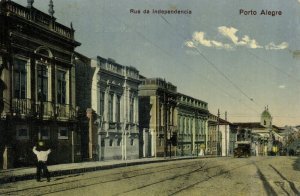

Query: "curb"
left=0, top=156, right=214, bottom=184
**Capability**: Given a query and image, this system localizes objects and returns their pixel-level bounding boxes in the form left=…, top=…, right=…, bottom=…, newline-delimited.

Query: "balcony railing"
left=56, top=104, right=76, bottom=120
left=11, top=98, right=76, bottom=121
left=35, top=101, right=54, bottom=118
left=5, top=1, right=74, bottom=39
left=12, top=98, right=32, bottom=116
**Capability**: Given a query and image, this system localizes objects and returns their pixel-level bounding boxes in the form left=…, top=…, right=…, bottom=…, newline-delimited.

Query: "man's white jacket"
left=33, top=146, right=51, bottom=162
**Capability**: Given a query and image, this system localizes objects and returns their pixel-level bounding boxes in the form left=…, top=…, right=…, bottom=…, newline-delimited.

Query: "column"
left=151, top=129, right=156, bottom=157
left=104, top=87, right=109, bottom=126
left=113, top=93, right=117, bottom=122
left=86, top=108, right=93, bottom=160
left=205, top=119, right=208, bottom=154
left=143, top=128, right=148, bottom=157
left=192, top=117, right=196, bottom=155
left=3, top=146, right=14, bottom=169
left=134, top=95, right=138, bottom=126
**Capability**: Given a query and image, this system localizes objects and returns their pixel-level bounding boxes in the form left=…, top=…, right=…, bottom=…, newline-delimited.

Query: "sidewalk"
left=0, top=156, right=211, bottom=184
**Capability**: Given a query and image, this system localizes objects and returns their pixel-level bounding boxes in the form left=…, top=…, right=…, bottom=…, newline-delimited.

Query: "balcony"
left=12, top=98, right=32, bottom=117
left=54, top=104, right=77, bottom=121
left=35, top=101, right=54, bottom=119
left=11, top=98, right=76, bottom=121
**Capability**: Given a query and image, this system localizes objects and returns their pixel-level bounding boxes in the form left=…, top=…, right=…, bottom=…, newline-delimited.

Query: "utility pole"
left=122, top=80, right=128, bottom=161
left=225, top=111, right=227, bottom=157
left=97, top=115, right=103, bottom=161
left=217, top=109, right=220, bottom=156
left=167, top=98, right=171, bottom=158
left=164, top=81, right=167, bottom=158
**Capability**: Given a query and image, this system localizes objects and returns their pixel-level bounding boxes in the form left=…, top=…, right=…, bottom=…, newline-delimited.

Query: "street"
left=1, top=156, right=300, bottom=196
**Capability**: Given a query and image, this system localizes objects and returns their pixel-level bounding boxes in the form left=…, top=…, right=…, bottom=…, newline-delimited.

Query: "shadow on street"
left=254, top=163, right=277, bottom=195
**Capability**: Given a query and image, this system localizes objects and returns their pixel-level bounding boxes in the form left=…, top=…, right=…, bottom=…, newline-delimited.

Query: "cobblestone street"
left=1, top=156, right=300, bottom=196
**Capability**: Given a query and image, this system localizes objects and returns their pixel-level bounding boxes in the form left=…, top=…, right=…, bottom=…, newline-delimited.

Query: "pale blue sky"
left=14, top=0, right=300, bottom=126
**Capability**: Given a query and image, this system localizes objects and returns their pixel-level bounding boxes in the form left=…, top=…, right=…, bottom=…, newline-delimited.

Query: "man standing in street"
left=33, top=141, right=51, bottom=182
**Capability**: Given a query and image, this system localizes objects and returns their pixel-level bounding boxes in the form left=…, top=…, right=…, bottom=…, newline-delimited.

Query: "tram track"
left=3, top=157, right=294, bottom=196
left=169, top=157, right=298, bottom=196
left=114, top=157, right=273, bottom=195
left=0, top=159, right=206, bottom=196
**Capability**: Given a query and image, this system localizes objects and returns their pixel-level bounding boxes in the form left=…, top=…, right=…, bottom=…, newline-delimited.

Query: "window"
left=109, top=139, right=113, bottom=146
left=117, top=138, right=122, bottom=146
left=108, top=93, right=114, bottom=122
left=130, top=138, right=134, bottom=146
left=100, top=92, right=105, bottom=116
left=37, top=65, right=48, bottom=101
left=183, top=117, right=185, bottom=134
left=116, top=95, right=121, bottom=122
left=13, top=59, right=27, bottom=99
left=40, top=128, right=50, bottom=140
left=159, top=138, right=163, bottom=146
left=160, top=105, right=164, bottom=125
left=58, top=128, right=68, bottom=139
left=129, top=97, right=134, bottom=123
left=187, top=118, right=190, bottom=134
left=16, top=128, right=29, bottom=140
left=190, top=119, right=193, bottom=134
left=57, top=70, right=66, bottom=104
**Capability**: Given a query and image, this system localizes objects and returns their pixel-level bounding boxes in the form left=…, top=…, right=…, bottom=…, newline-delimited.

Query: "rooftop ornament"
left=48, top=0, right=55, bottom=17
left=27, top=0, right=34, bottom=8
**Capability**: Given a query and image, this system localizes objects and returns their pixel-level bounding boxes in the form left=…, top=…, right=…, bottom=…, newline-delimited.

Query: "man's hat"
left=38, top=141, right=44, bottom=147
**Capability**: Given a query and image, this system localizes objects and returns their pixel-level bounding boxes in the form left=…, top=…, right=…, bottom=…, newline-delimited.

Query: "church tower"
left=260, top=106, right=272, bottom=128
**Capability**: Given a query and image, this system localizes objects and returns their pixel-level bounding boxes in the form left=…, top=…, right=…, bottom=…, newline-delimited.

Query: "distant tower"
left=48, top=0, right=55, bottom=17
left=260, top=106, right=272, bottom=128
left=27, top=0, right=34, bottom=8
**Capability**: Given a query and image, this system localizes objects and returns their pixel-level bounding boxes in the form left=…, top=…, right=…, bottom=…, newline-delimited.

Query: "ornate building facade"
left=87, top=56, right=140, bottom=161
left=176, top=93, right=209, bottom=156
left=0, top=0, right=81, bottom=169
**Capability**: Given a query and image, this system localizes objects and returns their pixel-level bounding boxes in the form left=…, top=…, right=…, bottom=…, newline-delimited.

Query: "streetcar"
left=233, top=141, right=251, bottom=158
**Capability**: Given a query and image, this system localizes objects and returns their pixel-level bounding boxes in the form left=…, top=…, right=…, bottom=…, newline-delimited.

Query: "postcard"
left=0, top=0, right=300, bottom=195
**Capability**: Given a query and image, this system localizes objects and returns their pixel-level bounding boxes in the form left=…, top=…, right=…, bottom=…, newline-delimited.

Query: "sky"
left=14, top=0, right=300, bottom=126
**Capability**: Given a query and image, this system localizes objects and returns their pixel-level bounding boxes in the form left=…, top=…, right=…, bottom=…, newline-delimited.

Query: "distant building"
left=176, top=93, right=209, bottom=156
left=233, top=107, right=281, bottom=156
left=207, top=113, right=233, bottom=156
left=0, top=0, right=81, bottom=169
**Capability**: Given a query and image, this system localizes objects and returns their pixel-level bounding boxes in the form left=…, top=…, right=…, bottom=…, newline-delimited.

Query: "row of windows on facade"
left=99, top=92, right=135, bottom=123
left=100, top=138, right=135, bottom=147
left=158, top=106, right=175, bottom=126
left=14, top=58, right=68, bottom=104
left=16, top=128, right=68, bottom=140
left=178, top=118, right=207, bottom=134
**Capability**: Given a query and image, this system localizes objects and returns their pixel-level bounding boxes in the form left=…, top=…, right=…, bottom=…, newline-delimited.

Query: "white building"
left=89, top=57, right=140, bottom=161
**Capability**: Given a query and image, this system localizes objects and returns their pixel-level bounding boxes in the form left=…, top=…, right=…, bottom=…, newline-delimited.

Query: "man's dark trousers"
left=36, top=161, right=50, bottom=181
